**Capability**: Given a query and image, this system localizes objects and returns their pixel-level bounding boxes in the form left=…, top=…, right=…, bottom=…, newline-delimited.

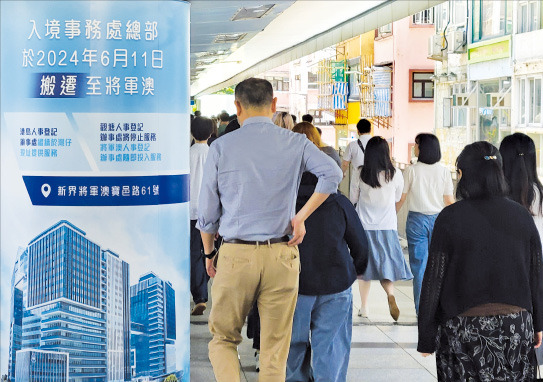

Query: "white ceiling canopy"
left=190, top=0, right=445, bottom=96
left=190, top=1, right=295, bottom=83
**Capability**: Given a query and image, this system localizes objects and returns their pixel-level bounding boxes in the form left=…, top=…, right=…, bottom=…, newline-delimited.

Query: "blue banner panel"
left=23, top=175, right=189, bottom=206
left=1, top=1, right=191, bottom=380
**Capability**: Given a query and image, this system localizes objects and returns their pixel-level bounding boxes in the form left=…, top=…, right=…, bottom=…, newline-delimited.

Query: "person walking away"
left=500, top=132, right=543, bottom=365
left=273, top=111, right=295, bottom=130
left=342, top=118, right=372, bottom=201
left=287, top=124, right=369, bottom=382
left=352, top=136, right=413, bottom=321
left=223, top=118, right=240, bottom=135
left=197, top=77, right=342, bottom=382
left=396, top=133, right=454, bottom=315
left=302, top=114, right=313, bottom=123
left=342, top=119, right=372, bottom=316
left=208, top=117, right=219, bottom=146
left=417, top=141, right=543, bottom=381
left=189, top=116, right=213, bottom=315
left=293, top=122, right=341, bottom=167
left=500, top=133, right=543, bottom=241
left=217, top=111, right=230, bottom=136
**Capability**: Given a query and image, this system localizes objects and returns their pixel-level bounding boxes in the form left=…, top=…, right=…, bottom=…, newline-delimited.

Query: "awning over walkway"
left=190, top=0, right=445, bottom=96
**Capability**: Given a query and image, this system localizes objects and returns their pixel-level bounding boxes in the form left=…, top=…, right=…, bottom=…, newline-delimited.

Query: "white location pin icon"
left=41, top=183, right=51, bottom=198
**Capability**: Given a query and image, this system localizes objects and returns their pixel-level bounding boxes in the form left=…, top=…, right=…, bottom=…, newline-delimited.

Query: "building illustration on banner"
left=130, top=273, right=176, bottom=378
left=8, top=221, right=181, bottom=382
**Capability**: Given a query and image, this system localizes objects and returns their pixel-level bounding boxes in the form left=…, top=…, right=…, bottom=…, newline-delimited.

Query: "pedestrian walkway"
left=190, top=252, right=438, bottom=381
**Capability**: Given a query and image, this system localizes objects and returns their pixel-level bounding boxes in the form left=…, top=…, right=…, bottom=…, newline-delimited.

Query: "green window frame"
left=472, top=0, right=513, bottom=43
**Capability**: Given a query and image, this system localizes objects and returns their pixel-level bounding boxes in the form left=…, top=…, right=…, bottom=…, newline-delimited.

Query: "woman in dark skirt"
left=417, top=141, right=543, bottom=381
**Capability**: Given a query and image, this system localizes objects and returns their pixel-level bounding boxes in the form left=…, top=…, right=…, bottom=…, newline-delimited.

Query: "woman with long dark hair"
left=418, top=141, right=543, bottom=381
left=499, top=132, right=543, bottom=240
left=397, top=133, right=454, bottom=316
left=352, top=136, right=413, bottom=321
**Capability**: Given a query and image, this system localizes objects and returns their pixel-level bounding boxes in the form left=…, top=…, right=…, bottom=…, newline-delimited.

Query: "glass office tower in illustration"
left=104, top=250, right=131, bottom=382
left=8, top=221, right=131, bottom=382
left=130, top=272, right=176, bottom=377
left=8, top=248, right=27, bottom=380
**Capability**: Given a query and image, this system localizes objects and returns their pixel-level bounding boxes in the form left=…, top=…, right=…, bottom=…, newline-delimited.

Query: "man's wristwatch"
left=204, top=248, right=217, bottom=259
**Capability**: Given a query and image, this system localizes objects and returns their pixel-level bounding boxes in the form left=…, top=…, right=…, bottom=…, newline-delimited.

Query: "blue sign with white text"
left=23, top=174, right=189, bottom=206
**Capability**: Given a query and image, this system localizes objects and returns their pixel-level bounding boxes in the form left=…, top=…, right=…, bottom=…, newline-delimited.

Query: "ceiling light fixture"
left=213, top=33, right=247, bottom=44
left=194, top=50, right=230, bottom=58
left=232, top=4, right=275, bottom=21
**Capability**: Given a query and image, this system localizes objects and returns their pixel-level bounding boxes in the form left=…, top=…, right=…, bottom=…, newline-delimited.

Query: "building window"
left=348, top=60, right=361, bottom=102
left=477, top=79, right=511, bottom=144
left=520, top=79, right=526, bottom=125
left=519, top=77, right=542, bottom=126
left=452, top=107, right=468, bottom=127
left=410, top=71, right=434, bottom=101
left=376, top=23, right=392, bottom=38
left=413, top=8, right=434, bottom=25
left=530, top=78, right=541, bottom=124
left=308, top=71, right=318, bottom=90
left=472, top=0, right=512, bottom=42
left=435, top=1, right=468, bottom=33
left=518, top=1, right=541, bottom=34
left=266, top=77, right=289, bottom=92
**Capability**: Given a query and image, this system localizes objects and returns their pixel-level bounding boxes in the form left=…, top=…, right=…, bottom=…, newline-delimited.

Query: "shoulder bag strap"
left=357, top=139, right=365, bottom=154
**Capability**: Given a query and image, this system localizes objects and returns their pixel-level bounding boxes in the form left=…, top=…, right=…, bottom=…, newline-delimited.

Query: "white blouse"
left=402, top=162, right=454, bottom=215
left=353, top=169, right=404, bottom=231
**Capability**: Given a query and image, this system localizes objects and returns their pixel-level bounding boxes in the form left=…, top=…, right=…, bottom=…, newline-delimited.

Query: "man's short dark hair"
left=194, top=110, right=201, bottom=117
left=191, top=117, right=213, bottom=141
left=235, top=78, right=273, bottom=108
left=415, top=133, right=441, bottom=165
left=302, top=114, right=313, bottom=123
left=356, top=119, right=371, bottom=134
left=219, top=112, right=230, bottom=122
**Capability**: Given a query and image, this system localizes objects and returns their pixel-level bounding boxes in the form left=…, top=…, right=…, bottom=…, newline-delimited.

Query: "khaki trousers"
left=208, top=242, right=300, bottom=382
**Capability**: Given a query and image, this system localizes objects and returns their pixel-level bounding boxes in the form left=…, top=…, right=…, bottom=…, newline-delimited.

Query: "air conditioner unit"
left=447, top=28, right=467, bottom=54
left=428, top=34, right=445, bottom=61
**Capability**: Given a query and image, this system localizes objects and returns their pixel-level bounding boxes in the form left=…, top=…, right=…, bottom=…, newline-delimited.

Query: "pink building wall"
left=373, top=17, right=435, bottom=164
left=275, top=91, right=290, bottom=111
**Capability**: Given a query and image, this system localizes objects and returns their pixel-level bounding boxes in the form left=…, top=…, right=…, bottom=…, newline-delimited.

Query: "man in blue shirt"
left=197, top=78, right=342, bottom=382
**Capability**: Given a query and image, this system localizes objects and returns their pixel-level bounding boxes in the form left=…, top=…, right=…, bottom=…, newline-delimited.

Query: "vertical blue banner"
left=1, top=1, right=191, bottom=381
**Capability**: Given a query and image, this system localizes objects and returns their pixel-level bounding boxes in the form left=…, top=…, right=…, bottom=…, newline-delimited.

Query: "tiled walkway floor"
left=190, top=269, right=438, bottom=381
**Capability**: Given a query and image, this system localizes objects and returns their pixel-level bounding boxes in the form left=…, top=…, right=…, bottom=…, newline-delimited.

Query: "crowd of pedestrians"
left=189, top=77, right=543, bottom=382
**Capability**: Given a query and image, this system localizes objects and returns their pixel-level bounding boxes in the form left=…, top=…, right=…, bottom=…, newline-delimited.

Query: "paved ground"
left=190, top=252, right=439, bottom=382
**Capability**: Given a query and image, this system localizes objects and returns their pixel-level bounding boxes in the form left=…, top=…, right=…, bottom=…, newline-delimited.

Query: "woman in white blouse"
left=352, top=136, right=413, bottom=321
left=396, top=133, right=454, bottom=315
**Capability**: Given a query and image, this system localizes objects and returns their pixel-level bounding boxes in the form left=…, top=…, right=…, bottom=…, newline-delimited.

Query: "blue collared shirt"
left=197, top=116, right=343, bottom=241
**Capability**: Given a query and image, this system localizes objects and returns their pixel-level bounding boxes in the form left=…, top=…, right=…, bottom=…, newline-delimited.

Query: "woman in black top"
left=286, top=172, right=369, bottom=382
left=417, top=141, right=543, bottom=381
left=286, top=124, right=369, bottom=382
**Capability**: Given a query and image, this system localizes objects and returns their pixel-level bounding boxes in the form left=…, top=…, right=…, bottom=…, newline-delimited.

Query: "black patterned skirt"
left=435, top=310, right=537, bottom=382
